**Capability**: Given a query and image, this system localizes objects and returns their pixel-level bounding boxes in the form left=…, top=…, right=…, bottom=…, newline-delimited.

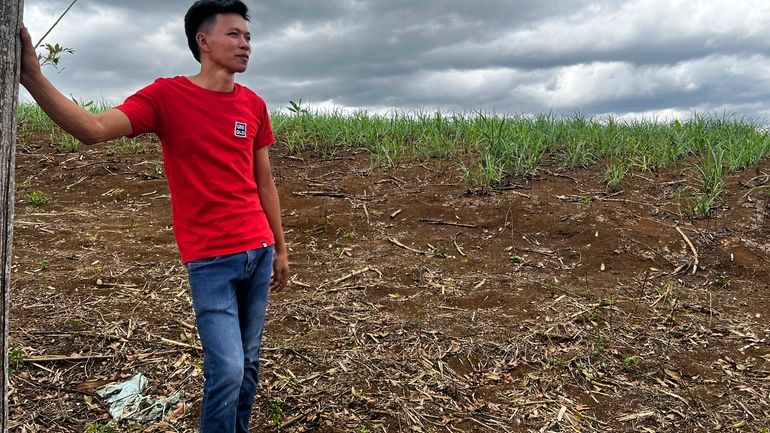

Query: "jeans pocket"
left=185, top=255, right=220, bottom=271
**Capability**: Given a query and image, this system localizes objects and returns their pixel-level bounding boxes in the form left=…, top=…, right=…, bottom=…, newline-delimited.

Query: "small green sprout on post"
left=38, top=43, right=75, bottom=71
left=34, top=0, right=80, bottom=71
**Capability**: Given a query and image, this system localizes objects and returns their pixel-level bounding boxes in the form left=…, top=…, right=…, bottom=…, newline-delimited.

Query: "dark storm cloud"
left=20, top=0, right=770, bottom=120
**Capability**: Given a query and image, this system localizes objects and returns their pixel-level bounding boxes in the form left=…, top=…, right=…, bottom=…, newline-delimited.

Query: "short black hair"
left=184, top=0, right=250, bottom=63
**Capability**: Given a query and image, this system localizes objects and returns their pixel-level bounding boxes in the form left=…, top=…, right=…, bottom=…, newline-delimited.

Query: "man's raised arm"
left=19, top=27, right=133, bottom=145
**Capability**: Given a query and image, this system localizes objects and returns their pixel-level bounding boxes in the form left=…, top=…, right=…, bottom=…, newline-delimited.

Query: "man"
left=19, top=1, right=289, bottom=432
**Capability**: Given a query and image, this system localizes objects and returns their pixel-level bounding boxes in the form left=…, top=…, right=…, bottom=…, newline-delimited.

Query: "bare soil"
left=8, top=133, right=770, bottom=432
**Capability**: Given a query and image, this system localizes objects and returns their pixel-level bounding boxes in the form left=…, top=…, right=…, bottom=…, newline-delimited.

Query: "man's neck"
left=188, top=67, right=236, bottom=92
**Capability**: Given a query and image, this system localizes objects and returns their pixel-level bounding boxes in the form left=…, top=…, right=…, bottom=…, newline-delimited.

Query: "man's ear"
left=196, top=32, right=209, bottom=56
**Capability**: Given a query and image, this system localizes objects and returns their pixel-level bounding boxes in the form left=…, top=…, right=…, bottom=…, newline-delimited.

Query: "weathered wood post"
left=1, top=1, right=25, bottom=430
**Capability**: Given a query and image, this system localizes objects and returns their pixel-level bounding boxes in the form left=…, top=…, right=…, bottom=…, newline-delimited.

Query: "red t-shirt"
left=116, top=76, right=276, bottom=262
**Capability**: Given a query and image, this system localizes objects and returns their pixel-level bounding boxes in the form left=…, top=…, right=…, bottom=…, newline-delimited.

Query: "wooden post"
left=1, top=1, right=24, bottom=430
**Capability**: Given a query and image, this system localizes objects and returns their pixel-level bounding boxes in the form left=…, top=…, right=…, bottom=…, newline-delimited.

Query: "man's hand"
left=270, top=249, right=290, bottom=292
left=19, top=27, right=42, bottom=88
left=16, top=26, right=133, bottom=144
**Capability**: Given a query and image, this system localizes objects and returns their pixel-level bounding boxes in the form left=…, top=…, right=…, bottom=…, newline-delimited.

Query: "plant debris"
left=8, top=137, right=770, bottom=432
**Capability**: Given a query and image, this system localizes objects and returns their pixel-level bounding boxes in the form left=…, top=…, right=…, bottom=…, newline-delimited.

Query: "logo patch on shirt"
left=234, top=121, right=247, bottom=137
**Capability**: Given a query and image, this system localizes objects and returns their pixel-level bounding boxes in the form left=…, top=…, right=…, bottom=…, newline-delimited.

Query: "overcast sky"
left=20, top=0, right=770, bottom=121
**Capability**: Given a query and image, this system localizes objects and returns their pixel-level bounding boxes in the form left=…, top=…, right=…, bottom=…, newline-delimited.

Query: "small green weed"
left=104, top=188, right=126, bottom=201
left=115, top=137, right=144, bottom=153
left=431, top=246, right=447, bottom=258
left=732, top=420, right=747, bottom=429
left=688, top=147, right=725, bottom=217
left=656, top=280, right=678, bottom=305
left=622, top=355, right=642, bottom=370
left=602, top=158, right=631, bottom=191
left=27, top=191, right=48, bottom=206
left=687, top=192, right=717, bottom=219
left=714, top=271, right=729, bottom=285
left=542, top=277, right=559, bottom=288
left=591, top=328, right=606, bottom=357
left=560, top=138, right=595, bottom=168
left=56, top=133, right=81, bottom=153
left=442, top=277, right=457, bottom=289
left=271, top=398, right=283, bottom=428
left=18, top=176, right=33, bottom=189
left=337, top=229, right=356, bottom=240
left=278, top=370, right=299, bottom=387
left=8, top=347, right=24, bottom=375
left=84, top=422, right=117, bottom=433
left=85, top=232, right=103, bottom=245
left=509, top=254, right=526, bottom=265
left=351, top=387, right=365, bottom=400
left=549, top=354, right=566, bottom=369
left=462, top=154, right=505, bottom=191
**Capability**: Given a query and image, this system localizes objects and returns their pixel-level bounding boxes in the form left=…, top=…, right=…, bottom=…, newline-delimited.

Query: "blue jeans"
left=185, top=247, right=274, bottom=433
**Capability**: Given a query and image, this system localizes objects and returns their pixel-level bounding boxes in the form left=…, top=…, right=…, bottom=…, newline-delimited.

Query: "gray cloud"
left=20, top=0, right=770, bottom=121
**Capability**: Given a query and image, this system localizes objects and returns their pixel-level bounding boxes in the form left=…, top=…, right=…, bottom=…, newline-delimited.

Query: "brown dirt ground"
left=7, top=131, right=770, bottom=433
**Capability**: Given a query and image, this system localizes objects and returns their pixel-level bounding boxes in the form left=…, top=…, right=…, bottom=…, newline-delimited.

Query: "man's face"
left=199, top=13, right=251, bottom=73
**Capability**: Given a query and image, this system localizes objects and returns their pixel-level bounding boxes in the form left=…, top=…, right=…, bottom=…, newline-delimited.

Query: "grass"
left=602, top=157, right=632, bottom=192
left=27, top=191, right=48, bottom=206
left=17, top=102, right=770, bottom=216
left=271, top=108, right=770, bottom=209
left=84, top=422, right=117, bottom=433
left=690, top=147, right=727, bottom=217
left=53, top=132, right=81, bottom=153
left=270, top=397, right=283, bottom=428
left=17, top=102, right=57, bottom=134
left=105, top=137, right=146, bottom=155
left=8, top=347, right=24, bottom=375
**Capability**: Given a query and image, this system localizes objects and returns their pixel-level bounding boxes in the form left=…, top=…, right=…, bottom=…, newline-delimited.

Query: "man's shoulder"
left=150, top=76, right=187, bottom=88
left=133, top=76, right=185, bottom=96
left=236, top=83, right=266, bottom=104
